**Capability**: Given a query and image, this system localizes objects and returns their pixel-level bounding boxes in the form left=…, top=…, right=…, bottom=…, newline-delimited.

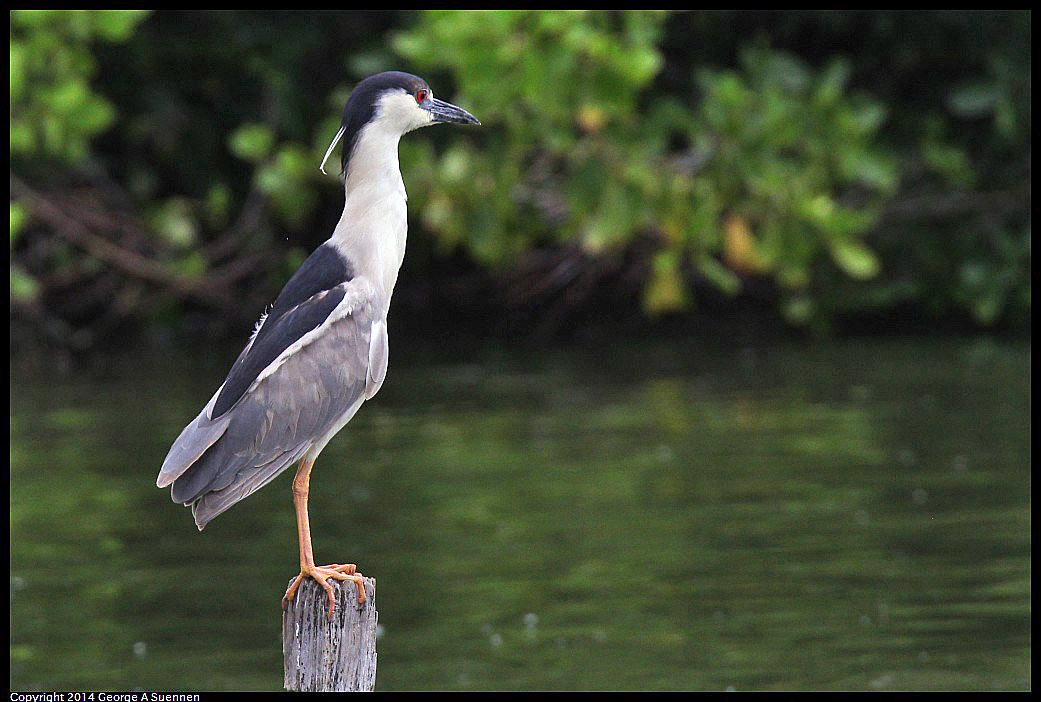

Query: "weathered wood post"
left=282, top=577, right=378, bottom=692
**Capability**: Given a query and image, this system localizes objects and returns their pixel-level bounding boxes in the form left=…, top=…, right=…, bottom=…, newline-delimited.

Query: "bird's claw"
left=282, top=563, right=366, bottom=618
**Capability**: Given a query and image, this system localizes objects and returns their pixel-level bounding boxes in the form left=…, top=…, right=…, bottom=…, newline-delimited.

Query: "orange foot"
left=282, top=563, right=366, bottom=618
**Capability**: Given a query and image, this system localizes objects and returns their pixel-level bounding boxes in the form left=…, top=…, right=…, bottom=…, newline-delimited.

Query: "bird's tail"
left=157, top=407, right=232, bottom=490
left=189, top=446, right=307, bottom=530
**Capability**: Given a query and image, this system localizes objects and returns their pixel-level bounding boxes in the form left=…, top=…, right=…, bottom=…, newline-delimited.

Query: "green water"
left=9, top=338, right=1031, bottom=691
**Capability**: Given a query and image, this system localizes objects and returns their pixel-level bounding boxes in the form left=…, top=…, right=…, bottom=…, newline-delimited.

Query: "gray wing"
left=158, top=279, right=386, bottom=530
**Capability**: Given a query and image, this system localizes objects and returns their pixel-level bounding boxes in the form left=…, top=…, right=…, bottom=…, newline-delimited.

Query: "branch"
left=880, top=188, right=1028, bottom=223
left=11, top=173, right=231, bottom=307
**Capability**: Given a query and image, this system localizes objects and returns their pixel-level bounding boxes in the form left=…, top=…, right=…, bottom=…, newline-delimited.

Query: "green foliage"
left=9, top=11, right=1031, bottom=345
left=10, top=10, right=149, bottom=304
left=397, top=16, right=897, bottom=318
left=395, top=11, right=670, bottom=267
left=690, top=48, right=894, bottom=318
left=10, top=10, right=148, bottom=162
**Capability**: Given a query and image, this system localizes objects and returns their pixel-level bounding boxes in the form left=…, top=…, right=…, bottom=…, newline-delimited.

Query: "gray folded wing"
left=158, top=279, right=381, bottom=530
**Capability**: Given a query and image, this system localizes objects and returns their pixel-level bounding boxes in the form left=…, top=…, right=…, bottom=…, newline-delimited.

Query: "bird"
left=156, top=71, right=480, bottom=618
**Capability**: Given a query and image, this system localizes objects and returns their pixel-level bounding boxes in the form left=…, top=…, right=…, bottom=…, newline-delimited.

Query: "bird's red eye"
left=416, top=89, right=428, bottom=104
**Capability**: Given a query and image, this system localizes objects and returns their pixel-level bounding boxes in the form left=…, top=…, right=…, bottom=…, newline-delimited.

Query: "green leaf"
left=175, top=251, right=208, bottom=279
left=782, top=295, right=816, bottom=324
left=229, top=124, right=276, bottom=163
left=10, top=263, right=39, bottom=302
left=696, top=254, right=742, bottom=296
left=815, top=59, right=851, bottom=106
left=10, top=201, right=29, bottom=246
left=829, top=238, right=880, bottom=280
left=92, top=10, right=150, bottom=41
left=972, top=290, right=1006, bottom=326
left=149, top=198, right=197, bottom=249
left=643, top=250, right=686, bottom=315
left=922, top=140, right=974, bottom=187
left=851, top=102, right=887, bottom=135
left=10, top=42, right=26, bottom=99
left=948, top=83, right=999, bottom=118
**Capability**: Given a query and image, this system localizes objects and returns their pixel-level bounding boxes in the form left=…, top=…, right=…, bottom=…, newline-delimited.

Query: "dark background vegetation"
left=10, top=11, right=1031, bottom=360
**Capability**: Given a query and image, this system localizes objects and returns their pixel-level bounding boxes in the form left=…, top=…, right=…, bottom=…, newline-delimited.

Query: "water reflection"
left=9, top=339, right=1030, bottom=691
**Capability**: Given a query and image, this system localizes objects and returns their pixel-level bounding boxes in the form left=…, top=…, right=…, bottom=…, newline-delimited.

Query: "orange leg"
left=281, top=457, right=366, bottom=618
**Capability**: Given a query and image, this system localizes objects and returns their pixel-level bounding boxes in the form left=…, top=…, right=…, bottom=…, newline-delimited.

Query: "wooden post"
left=282, top=576, right=378, bottom=692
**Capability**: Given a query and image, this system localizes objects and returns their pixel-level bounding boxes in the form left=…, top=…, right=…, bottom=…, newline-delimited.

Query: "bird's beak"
left=427, top=97, right=480, bottom=126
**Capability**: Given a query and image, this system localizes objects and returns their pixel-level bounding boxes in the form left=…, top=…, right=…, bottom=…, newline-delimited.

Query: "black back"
left=265, top=242, right=353, bottom=332
left=212, top=243, right=354, bottom=418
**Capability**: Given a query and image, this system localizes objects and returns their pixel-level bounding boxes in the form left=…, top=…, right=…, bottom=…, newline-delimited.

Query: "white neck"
left=329, top=121, right=409, bottom=310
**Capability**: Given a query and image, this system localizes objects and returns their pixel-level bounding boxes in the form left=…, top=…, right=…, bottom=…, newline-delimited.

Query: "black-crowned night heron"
left=156, top=71, right=479, bottom=617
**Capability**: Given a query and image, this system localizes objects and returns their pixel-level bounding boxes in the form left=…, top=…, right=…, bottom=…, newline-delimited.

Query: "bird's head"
left=320, top=71, right=480, bottom=176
